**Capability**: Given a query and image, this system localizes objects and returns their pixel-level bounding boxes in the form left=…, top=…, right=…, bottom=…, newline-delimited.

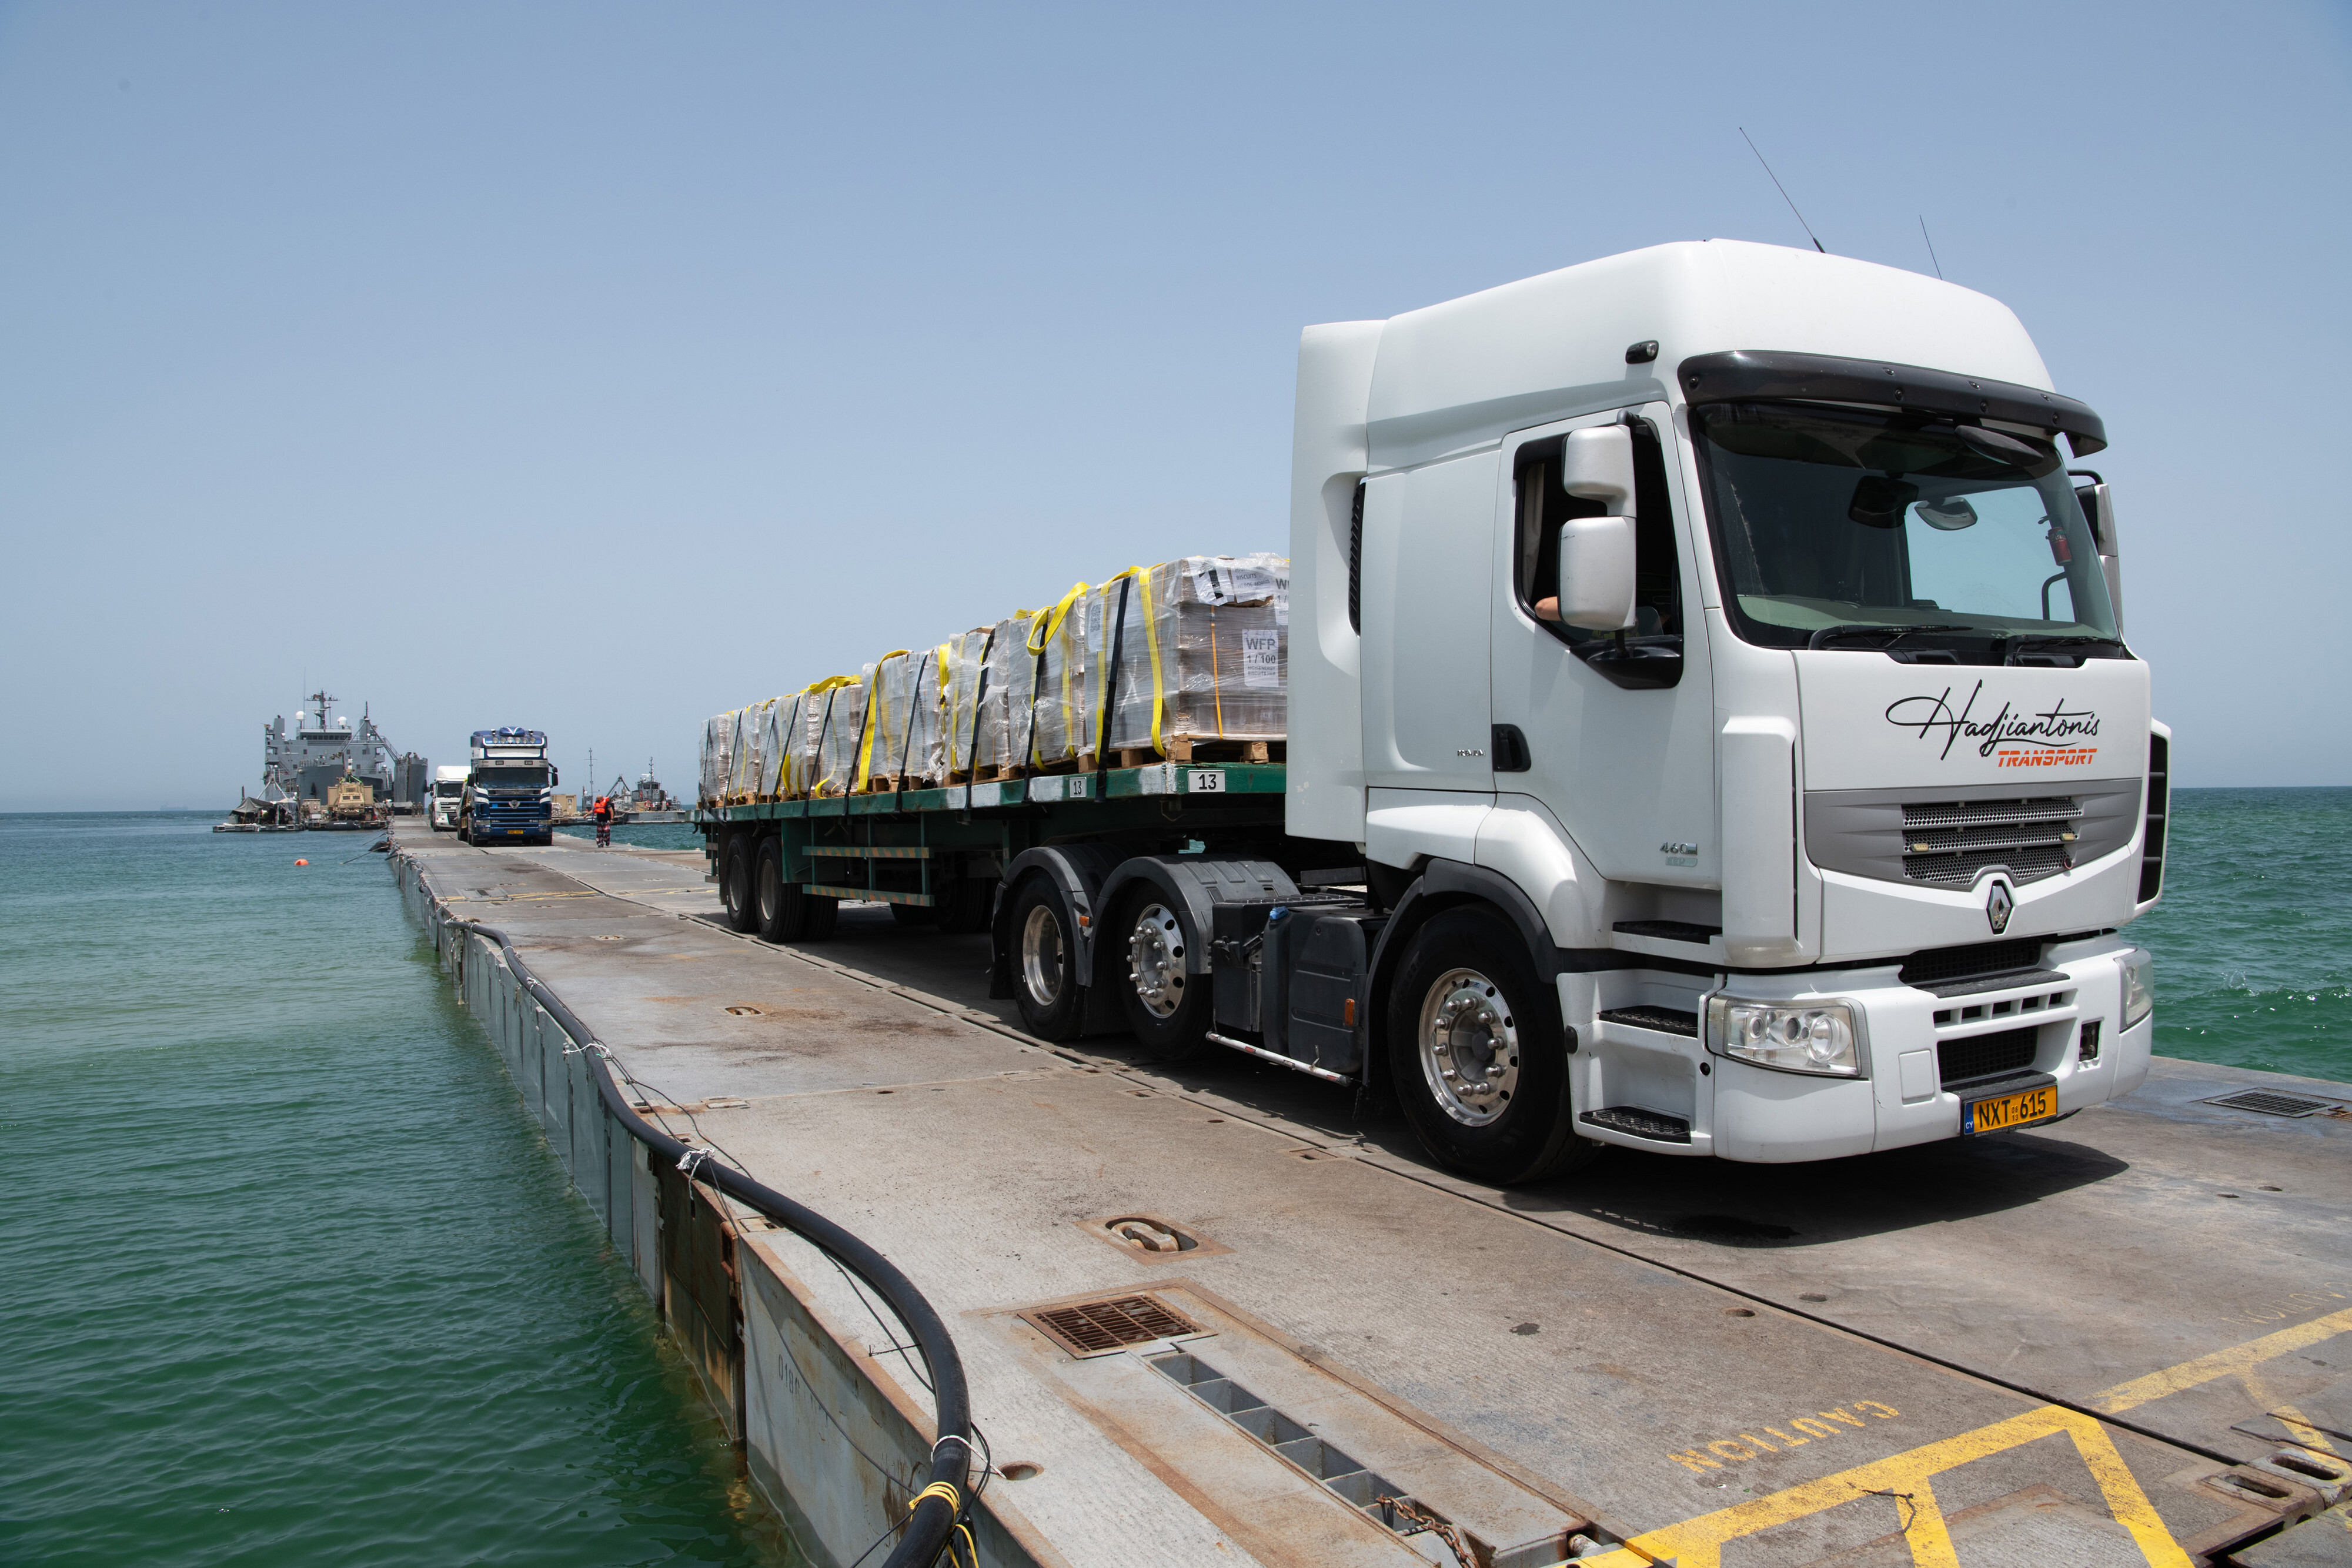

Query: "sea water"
left=0, top=813, right=797, bottom=1567
left=2132, top=786, right=2352, bottom=1084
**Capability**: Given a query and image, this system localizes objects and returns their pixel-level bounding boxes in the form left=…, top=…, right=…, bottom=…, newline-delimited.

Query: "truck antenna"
left=1918, top=215, right=1945, bottom=279
left=1739, top=128, right=1825, bottom=253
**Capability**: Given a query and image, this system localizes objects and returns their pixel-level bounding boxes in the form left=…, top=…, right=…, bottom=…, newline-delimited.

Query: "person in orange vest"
left=592, top=794, right=613, bottom=847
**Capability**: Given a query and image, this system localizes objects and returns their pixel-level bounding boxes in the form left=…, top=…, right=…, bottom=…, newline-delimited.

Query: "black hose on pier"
left=458, top=918, right=974, bottom=1568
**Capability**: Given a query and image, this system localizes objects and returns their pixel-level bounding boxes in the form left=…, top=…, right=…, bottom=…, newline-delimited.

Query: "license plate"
left=1963, top=1084, right=2059, bottom=1135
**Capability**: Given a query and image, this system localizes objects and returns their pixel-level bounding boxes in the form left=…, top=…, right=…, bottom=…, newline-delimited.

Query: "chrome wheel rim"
left=1020, top=903, right=1065, bottom=1008
left=1126, top=904, right=1187, bottom=1020
left=756, top=854, right=779, bottom=923
left=1416, top=968, right=1518, bottom=1126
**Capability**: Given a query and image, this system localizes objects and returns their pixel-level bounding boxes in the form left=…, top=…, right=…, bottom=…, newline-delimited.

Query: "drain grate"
left=2201, top=1089, right=2343, bottom=1119
left=1023, top=1295, right=1201, bottom=1357
left=1151, top=1351, right=1428, bottom=1538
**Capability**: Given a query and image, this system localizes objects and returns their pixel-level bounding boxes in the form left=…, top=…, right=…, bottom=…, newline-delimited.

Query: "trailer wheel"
left=1386, top=908, right=1598, bottom=1185
left=800, top=892, right=839, bottom=941
left=1114, top=891, right=1210, bottom=1059
left=1007, top=876, right=1083, bottom=1039
left=890, top=901, right=941, bottom=928
left=720, top=836, right=759, bottom=933
left=936, top=877, right=995, bottom=935
left=754, top=838, right=810, bottom=942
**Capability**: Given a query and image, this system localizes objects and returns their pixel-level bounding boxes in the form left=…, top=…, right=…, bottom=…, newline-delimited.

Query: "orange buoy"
left=294, top=858, right=309, bottom=866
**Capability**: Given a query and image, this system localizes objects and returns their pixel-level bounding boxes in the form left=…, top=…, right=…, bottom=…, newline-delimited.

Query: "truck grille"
left=1939, top=1026, right=2040, bottom=1087
left=1900, top=939, right=2045, bottom=988
left=1900, top=797, right=2079, bottom=887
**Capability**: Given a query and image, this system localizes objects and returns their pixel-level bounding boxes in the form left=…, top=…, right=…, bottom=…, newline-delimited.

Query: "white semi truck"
left=430, top=765, right=469, bottom=832
left=697, top=239, right=2163, bottom=1184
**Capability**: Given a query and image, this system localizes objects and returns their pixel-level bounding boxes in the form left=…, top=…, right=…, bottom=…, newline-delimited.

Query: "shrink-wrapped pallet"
left=975, top=611, right=1037, bottom=773
left=725, top=706, right=764, bottom=804
left=1089, top=555, right=1288, bottom=757
left=754, top=694, right=803, bottom=798
left=856, top=650, right=943, bottom=790
left=1024, top=584, right=1094, bottom=768
left=786, top=678, right=851, bottom=797
left=733, top=697, right=775, bottom=803
left=937, top=627, right=994, bottom=781
left=811, top=677, right=868, bottom=797
left=699, top=711, right=735, bottom=808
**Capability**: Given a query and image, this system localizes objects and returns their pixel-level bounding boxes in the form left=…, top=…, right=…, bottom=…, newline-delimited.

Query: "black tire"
left=1112, top=886, right=1211, bottom=1060
left=720, top=835, right=759, bottom=933
left=1385, top=907, right=1600, bottom=1185
left=800, top=893, right=839, bottom=941
left=891, top=901, right=941, bottom=928
left=754, top=838, right=811, bottom=942
left=1005, top=875, right=1084, bottom=1040
left=936, top=877, right=995, bottom=935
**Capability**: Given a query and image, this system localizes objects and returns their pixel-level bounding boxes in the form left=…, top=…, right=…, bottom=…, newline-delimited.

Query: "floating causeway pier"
left=388, top=821, right=2352, bottom=1567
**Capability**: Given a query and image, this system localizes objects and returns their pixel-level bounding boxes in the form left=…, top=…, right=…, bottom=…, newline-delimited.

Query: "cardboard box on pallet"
left=975, top=610, right=1038, bottom=774
left=699, top=711, right=734, bottom=808
left=1025, top=584, right=1093, bottom=770
left=858, top=650, right=944, bottom=790
left=811, top=678, right=868, bottom=797
left=1090, top=554, right=1287, bottom=760
left=937, top=626, right=994, bottom=782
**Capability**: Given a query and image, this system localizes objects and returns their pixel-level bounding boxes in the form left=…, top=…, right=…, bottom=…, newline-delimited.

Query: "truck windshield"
left=480, top=766, right=550, bottom=788
left=1690, top=402, right=2117, bottom=650
left=435, top=781, right=463, bottom=797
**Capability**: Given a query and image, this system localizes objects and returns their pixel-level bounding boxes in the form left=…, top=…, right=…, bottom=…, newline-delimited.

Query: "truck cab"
left=430, top=765, right=469, bottom=832
left=463, top=729, right=557, bottom=846
left=1284, top=239, right=2159, bottom=1178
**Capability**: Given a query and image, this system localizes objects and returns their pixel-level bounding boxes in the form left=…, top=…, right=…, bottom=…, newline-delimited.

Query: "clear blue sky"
left=4, top=2, right=2347, bottom=809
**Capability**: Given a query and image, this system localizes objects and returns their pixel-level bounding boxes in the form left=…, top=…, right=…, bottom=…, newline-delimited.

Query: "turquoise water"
left=2133, top=786, right=2352, bottom=1085
left=0, top=813, right=797, bottom=1567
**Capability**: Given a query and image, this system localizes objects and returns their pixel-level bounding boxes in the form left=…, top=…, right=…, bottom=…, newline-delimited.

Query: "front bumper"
left=1564, top=934, right=2150, bottom=1164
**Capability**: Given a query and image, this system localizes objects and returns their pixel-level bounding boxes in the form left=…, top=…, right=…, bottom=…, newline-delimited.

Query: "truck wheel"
left=1386, top=908, right=1598, bottom=1185
left=720, top=837, right=759, bottom=933
left=800, top=894, right=839, bottom=941
left=936, top=877, right=994, bottom=935
left=891, top=901, right=941, bottom=928
left=1115, top=891, right=1210, bottom=1059
left=754, top=839, right=810, bottom=942
left=1007, top=876, right=1083, bottom=1039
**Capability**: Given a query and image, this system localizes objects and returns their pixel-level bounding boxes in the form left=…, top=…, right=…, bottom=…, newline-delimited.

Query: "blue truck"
left=462, top=728, right=557, bottom=846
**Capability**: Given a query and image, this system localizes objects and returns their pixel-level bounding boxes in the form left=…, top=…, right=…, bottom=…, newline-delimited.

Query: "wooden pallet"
left=1163, top=738, right=1278, bottom=765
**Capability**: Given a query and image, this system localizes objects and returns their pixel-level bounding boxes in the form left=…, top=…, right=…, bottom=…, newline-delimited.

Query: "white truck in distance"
left=430, top=765, right=468, bottom=832
left=696, top=238, right=2164, bottom=1186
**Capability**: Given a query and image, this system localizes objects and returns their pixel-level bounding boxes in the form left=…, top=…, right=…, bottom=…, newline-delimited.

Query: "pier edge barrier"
left=390, top=847, right=978, bottom=1568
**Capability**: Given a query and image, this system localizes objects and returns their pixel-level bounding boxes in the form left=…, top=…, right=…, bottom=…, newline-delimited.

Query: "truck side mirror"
left=1561, top=426, right=1635, bottom=510
left=1556, top=515, right=1639, bottom=630
left=2074, top=477, right=2123, bottom=634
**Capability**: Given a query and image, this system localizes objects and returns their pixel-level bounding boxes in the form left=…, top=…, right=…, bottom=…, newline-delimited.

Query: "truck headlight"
left=2121, top=951, right=2153, bottom=1029
left=1706, top=997, right=1861, bottom=1076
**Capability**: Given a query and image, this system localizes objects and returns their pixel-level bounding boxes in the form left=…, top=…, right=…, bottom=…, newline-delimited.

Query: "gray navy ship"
left=218, top=690, right=425, bottom=831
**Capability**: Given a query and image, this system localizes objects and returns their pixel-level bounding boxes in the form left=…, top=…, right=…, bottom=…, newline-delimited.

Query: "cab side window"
left=1513, top=419, right=1681, bottom=647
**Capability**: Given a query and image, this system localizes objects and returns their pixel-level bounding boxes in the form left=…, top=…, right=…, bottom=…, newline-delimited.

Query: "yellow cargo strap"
left=856, top=652, right=912, bottom=790
left=1092, top=564, right=1167, bottom=755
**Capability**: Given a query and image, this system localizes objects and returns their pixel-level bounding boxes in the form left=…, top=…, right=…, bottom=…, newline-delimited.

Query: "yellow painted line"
left=1586, top=1303, right=2352, bottom=1566
left=2093, top=1303, right=2352, bottom=1415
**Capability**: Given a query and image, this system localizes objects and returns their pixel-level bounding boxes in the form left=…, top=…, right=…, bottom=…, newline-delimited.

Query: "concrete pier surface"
left=390, top=821, right=2352, bottom=1567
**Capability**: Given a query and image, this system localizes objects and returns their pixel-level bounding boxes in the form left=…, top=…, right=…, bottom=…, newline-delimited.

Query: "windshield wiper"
left=2002, top=633, right=2127, bottom=665
left=1806, top=623, right=1975, bottom=651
